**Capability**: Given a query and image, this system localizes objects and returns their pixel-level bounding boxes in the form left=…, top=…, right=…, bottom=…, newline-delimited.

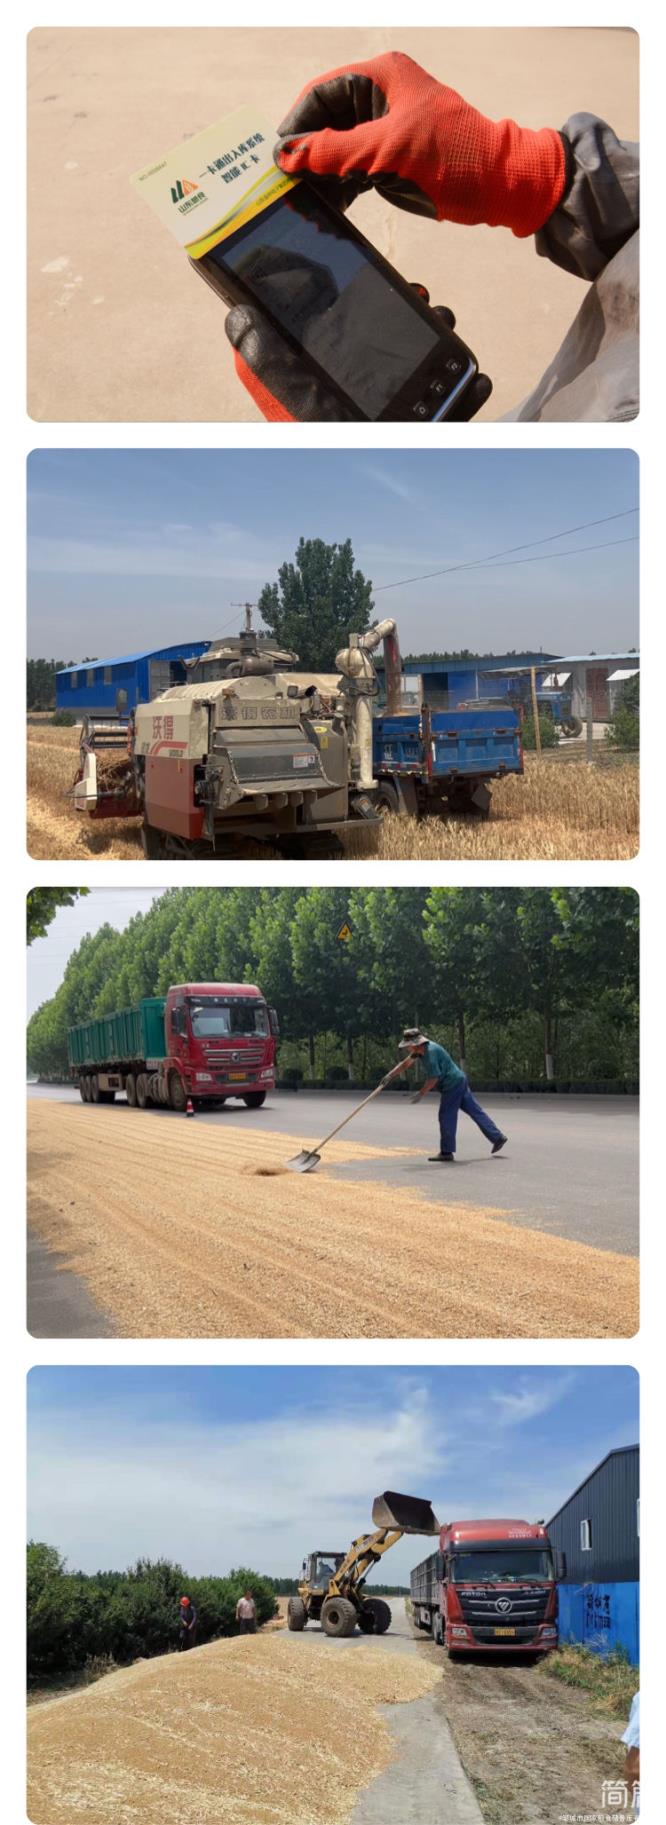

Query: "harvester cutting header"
left=73, top=614, right=523, bottom=857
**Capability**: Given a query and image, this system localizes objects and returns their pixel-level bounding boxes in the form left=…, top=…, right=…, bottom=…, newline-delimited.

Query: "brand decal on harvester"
left=132, top=106, right=299, bottom=257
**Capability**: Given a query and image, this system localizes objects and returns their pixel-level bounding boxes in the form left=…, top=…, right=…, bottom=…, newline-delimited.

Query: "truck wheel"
left=79, top=1076, right=88, bottom=1103
left=125, top=1074, right=137, bottom=1108
left=431, top=1611, right=443, bottom=1646
left=90, top=1075, right=100, bottom=1104
left=448, top=784, right=491, bottom=820
left=321, top=1598, right=357, bottom=1638
left=169, top=1073, right=187, bottom=1113
left=374, top=781, right=399, bottom=817
left=365, top=1598, right=391, bottom=1635
left=135, top=1074, right=149, bottom=1109
left=242, top=1092, right=266, bottom=1109
left=287, top=1596, right=307, bottom=1632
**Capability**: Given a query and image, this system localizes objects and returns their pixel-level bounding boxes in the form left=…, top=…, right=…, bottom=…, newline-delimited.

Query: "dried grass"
left=27, top=1632, right=440, bottom=1825
left=27, top=726, right=638, bottom=862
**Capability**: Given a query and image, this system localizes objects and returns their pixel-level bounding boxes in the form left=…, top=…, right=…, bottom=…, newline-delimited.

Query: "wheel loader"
left=287, top=1490, right=439, bottom=1639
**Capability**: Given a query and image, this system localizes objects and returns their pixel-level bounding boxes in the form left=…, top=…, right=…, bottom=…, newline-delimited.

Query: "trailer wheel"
left=169, top=1073, right=187, bottom=1113
left=431, top=1611, right=443, bottom=1646
left=321, top=1598, right=357, bottom=1638
left=90, top=1075, right=100, bottom=1104
left=125, top=1074, right=137, bottom=1108
left=374, top=781, right=400, bottom=817
left=562, top=716, right=583, bottom=738
left=365, top=1598, right=391, bottom=1635
left=79, top=1076, right=88, bottom=1103
left=242, top=1092, right=266, bottom=1109
left=135, top=1074, right=149, bottom=1109
left=287, top=1596, right=307, bottom=1632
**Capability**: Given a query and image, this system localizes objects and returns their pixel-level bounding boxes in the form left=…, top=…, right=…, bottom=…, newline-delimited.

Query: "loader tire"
left=169, top=1073, right=187, bottom=1114
left=365, top=1598, right=391, bottom=1634
left=287, top=1596, right=307, bottom=1632
left=125, top=1074, right=137, bottom=1108
left=321, top=1598, right=357, bottom=1638
left=242, top=1092, right=266, bottom=1109
left=135, top=1074, right=149, bottom=1109
left=357, top=1608, right=376, bottom=1634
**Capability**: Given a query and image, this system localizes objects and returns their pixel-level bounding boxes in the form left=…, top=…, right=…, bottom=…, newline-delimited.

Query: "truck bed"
left=373, top=708, right=522, bottom=781
left=67, top=997, right=167, bottom=1070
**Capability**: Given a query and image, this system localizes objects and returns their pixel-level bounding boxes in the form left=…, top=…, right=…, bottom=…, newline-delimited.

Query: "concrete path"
left=285, top=1599, right=483, bottom=1824
left=28, top=1085, right=639, bottom=1256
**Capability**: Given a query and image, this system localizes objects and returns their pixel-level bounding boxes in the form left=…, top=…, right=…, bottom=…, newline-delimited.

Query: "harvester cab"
left=287, top=1490, right=439, bottom=1639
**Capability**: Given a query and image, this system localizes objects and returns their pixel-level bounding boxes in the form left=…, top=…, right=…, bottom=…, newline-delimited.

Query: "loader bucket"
left=371, top=1490, right=440, bottom=1535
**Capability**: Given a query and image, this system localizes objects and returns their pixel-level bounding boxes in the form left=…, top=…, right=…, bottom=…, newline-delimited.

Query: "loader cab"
left=304, top=1553, right=346, bottom=1589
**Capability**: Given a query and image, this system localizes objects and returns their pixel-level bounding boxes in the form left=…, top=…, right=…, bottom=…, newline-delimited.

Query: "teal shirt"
left=423, top=1041, right=465, bottom=1093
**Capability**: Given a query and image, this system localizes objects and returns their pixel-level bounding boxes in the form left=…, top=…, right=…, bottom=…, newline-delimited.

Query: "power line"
left=449, top=534, right=638, bottom=572
left=374, top=508, right=638, bottom=594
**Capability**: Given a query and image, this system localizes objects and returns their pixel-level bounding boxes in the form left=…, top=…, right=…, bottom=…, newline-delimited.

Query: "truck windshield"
left=451, top=1550, right=554, bottom=1583
left=188, top=1000, right=269, bottom=1038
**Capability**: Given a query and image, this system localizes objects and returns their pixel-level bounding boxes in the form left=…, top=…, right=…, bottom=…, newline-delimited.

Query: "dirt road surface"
left=408, top=1607, right=628, bottom=1825
left=27, top=1629, right=440, bottom=1825
left=27, top=1100, right=638, bottom=1338
left=27, top=722, right=638, bottom=863
left=28, top=28, right=638, bottom=423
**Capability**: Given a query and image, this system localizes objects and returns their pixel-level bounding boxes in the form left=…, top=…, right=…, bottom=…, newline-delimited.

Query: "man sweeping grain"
left=236, top=1590, right=257, bottom=1635
left=397, top=1028, right=508, bottom=1162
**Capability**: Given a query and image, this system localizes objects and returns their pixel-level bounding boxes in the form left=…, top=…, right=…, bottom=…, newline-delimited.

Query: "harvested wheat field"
left=28, top=1631, right=439, bottom=1825
left=28, top=1102, right=638, bottom=1337
left=27, top=723, right=638, bottom=861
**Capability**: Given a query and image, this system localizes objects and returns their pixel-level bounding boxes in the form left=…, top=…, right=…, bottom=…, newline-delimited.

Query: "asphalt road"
left=284, top=1598, right=483, bottom=1825
left=28, top=1085, right=638, bottom=1256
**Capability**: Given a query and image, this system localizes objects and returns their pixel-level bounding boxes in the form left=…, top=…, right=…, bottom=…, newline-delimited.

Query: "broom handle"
left=312, top=1061, right=406, bottom=1153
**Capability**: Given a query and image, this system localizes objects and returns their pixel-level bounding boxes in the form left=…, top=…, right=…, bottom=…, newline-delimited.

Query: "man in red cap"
left=178, top=1595, right=198, bottom=1651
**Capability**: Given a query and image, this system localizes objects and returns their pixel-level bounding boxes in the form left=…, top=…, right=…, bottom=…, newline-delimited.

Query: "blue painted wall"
left=55, top=643, right=210, bottom=715
left=558, top=1582, right=639, bottom=1665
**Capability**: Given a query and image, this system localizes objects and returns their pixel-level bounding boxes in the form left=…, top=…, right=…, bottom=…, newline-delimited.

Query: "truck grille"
left=457, top=1589, right=550, bottom=1625
left=204, top=1047, right=265, bottom=1065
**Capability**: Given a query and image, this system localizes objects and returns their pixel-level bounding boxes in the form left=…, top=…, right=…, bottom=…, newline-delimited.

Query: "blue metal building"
left=55, top=642, right=212, bottom=716
left=376, top=652, right=561, bottom=709
left=548, top=1446, right=639, bottom=1663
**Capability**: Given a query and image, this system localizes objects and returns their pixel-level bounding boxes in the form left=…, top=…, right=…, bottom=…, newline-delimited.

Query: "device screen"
left=208, top=188, right=443, bottom=418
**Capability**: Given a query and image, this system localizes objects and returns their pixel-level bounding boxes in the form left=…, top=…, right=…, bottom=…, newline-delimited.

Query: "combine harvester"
left=288, top=1490, right=439, bottom=1638
left=73, top=616, right=523, bottom=857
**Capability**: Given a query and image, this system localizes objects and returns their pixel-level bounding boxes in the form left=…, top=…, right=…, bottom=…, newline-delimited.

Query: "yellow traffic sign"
left=337, top=921, right=353, bottom=943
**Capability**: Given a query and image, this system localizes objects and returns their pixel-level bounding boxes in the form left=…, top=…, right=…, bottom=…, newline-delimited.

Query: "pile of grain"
left=28, top=1102, right=638, bottom=1338
left=28, top=1632, right=440, bottom=1825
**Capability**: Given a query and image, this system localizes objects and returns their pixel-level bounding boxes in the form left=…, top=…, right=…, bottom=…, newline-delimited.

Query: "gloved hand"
left=226, top=292, right=492, bottom=422
left=274, top=51, right=566, bottom=235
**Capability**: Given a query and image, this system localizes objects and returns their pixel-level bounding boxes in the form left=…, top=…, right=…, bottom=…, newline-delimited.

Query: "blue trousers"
left=439, top=1077, right=504, bottom=1154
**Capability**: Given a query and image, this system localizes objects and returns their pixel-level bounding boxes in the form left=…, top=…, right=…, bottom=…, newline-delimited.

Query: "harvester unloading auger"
left=287, top=1491, right=440, bottom=1638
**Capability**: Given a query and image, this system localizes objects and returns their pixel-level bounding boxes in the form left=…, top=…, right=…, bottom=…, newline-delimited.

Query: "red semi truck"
left=411, top=1518, right=564, bottom=1656
left=67, top=981, right=278, bottom=1112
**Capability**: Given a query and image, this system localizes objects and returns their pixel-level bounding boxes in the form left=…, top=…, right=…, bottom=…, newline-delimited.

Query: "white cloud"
left=488, top=1373, right=578, bottom=1428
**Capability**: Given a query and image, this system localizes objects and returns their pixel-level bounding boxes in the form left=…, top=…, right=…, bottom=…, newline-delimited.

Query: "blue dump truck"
left=73, top=617, right=523, bottom=855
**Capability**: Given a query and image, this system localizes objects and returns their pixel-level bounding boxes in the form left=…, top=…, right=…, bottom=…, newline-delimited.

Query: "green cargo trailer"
left=67, top=997, right=167, bottom=1071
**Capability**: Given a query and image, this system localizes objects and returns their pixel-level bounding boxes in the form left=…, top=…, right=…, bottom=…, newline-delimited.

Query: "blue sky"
left=27, top=1366, right=638, bottom=1578
left=27, top=889, right=164, bottom=1017
left=27, top=449, right=638, bottom=660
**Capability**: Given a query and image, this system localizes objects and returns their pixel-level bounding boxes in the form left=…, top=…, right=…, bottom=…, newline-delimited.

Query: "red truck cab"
left=165, top=983, right=278, bottom=1108
left=412, top=1518, right=564, bottom=1656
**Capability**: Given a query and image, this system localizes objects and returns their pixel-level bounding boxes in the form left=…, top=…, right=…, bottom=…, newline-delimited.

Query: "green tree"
left=258, top=537, right=373, bottom=667
left=27, top=889, right=89, bottom=945
left=423, top=889, right=490, bottom=1070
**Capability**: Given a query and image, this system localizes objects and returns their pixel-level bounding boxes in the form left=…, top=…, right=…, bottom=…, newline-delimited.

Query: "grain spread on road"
left=28, top=1632, right=440, bottom=1825
left=28, top=1101, right=638, bottom=1337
